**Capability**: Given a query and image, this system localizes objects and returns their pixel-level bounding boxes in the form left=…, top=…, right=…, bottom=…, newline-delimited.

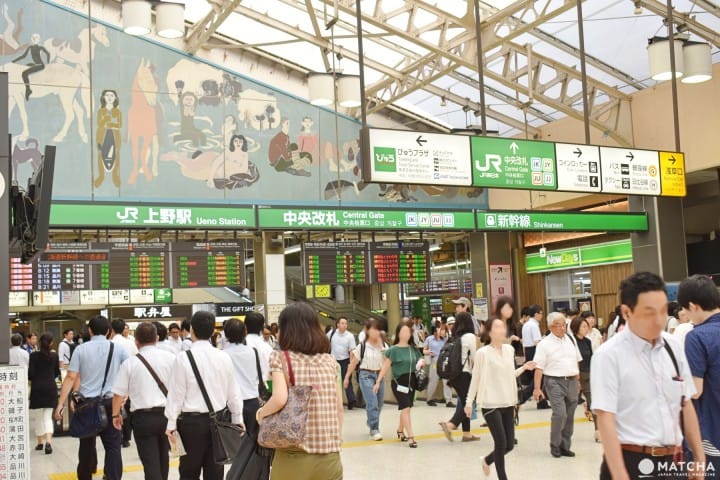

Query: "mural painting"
left=3, top=0, right=488, bottom=210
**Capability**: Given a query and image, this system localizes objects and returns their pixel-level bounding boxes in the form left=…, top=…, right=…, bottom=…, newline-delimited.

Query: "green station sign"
left=477, top=211, right=648, bottom=232
left=526, top=240, right=633, bottom=273
left=153, top=288, right=173, bottom=304
left=471, top=137, right=557, bottom=190
left=257, top=207, right=476, bottom=230
left=50, top=203, right=256, bottom=229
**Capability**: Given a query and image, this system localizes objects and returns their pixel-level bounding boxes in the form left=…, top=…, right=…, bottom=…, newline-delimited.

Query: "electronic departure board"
left=303, top=242, right=369, bottom=285
left=10, top=257, right=33, bottom=291
left=173, top=242, right=245, bottom=288
left=370, top=242, right=430, bottom=284
left=92, top=243, right=170, bottom=289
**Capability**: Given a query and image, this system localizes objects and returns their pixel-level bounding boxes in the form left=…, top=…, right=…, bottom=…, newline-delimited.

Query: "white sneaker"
left=372, top=432, right=383, bottom=441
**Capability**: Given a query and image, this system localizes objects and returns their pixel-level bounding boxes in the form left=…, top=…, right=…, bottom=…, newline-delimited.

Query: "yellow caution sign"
left=659, top=152, right=686, bottom=197
left=314, top=284, right=331, bottom=298
left=475, top=282, right=484, bottom=298
left=306, top=285, right=315, bottom=299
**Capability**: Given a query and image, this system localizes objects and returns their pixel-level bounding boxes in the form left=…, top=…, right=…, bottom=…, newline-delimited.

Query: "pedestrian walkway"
left=38, top=403, right=602, bottom=479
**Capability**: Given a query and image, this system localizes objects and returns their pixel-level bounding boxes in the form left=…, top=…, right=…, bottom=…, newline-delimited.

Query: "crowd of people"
left=7, top=272, right=720, bottom=479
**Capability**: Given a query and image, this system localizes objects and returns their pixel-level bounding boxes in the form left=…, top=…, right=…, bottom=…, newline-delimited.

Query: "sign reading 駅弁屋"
left=471, top=137, right=556, bottom=190
left=363, top=128, right=473, bottom=186
left=525, top=239, right=633, bottom=273
left=257, top=207, right=477, bottom=230
left=477, top=211, right=648, bottom=232
left=50, top=203, right=256, bottom=228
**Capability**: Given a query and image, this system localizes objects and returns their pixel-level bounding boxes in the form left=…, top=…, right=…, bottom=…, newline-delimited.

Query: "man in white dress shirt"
left=329, top=316, right=357, bottom=409
left=110, top=318, right=138, bottom=448
left=165, top=311, right=243, bottom=480
left=180, top=320, right=193, bottom=351
left=57, top=328, right=76, bottom=369
left=244, top=312, right=272, bottom=383
left=533, top=312, right=582, bottom=458
left=9, top=333, right=29, bottom=367
left=111, top=322, right=175, bottom=480
left=592, top=272, right=706, bottom=480
left=163, top=323, right=183, bottom=353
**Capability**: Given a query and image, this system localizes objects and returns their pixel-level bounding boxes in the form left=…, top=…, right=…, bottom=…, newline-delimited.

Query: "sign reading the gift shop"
left=363, top=128, right=473, bottom=186
left=50, top=203, right=256, bottom=228
left=257, top=207, right=476, bottom=230
left=526, top=240, right=633, bottom=273
left=477, top=211, right=648, bottom=232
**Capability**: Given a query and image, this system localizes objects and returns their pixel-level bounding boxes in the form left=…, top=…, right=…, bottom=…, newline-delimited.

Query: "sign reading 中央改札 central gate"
left=364, top=128, right=473, bottom=186
left=471, top=137, right=557, bottom=190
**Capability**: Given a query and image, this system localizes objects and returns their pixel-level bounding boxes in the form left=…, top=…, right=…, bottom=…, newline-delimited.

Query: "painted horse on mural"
left=127, top=58, right=161, bottom=184
left=43, top=23, right=109, bottom=76
left=0, top=3, right=24, bottom=55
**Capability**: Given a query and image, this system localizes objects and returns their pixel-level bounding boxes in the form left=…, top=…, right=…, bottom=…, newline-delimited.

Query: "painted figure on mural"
left=128, top=59, right=161, bottom=185
left=13, top=33, right=50, bottom=100
left=297, top=116, right=319, bottom=161
left=209, top=134, right=260, bottom=189
left=268, top=118, right=311, bottom=177
left=95, top=89, right=122, bottom=188
left=11, top=137, right=42, bottom=183
left=0, top=3, right=23, bottom=54
left=174, top=91, right=208, bottom=147
left=324, top=137, right=367, bottom=200
left=43, top=24, right=109, bottom=76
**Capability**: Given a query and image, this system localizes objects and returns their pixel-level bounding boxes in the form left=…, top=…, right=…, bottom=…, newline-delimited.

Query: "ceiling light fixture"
left=647, top=36, right=684, bottom=81
left=121, top=0, right=186, bottom=38
left=647, top=36, right=713, bottom=84
left=633, top=1, right=642, bottom=15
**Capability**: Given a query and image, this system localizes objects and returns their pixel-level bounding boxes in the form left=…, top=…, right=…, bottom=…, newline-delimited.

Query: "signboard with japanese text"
left=97, top=243, right=170, bottom=290
left=600, top=147, right=661, bottom=195
left=8, top=292, right=28, bottom=307
left=111, top=304, right=192, bottom=321
left=172, top=242, right=245, bottom=289
left=555, top=143, right=601, bottom=193
left=130, top=289, right=155, bottom=304
left=154, top=288, right=173, bottom=304
left=477, top=211, right=648, bottom=232
left=257, top=207, right=476, bottom=230
left=32, top=291, right=61, bottom=306
left=363, top=128, right=473, bottom=186
left=370, top=242, right=430, bottom=284
left=489, top=264, right=513, bottom=311
left=471, top=137, right=556, bottom=190
left=0, top=366, right=30, bottom=480
left=109, top=290, right=130, bottom=304
left=659, top=152, right=686, bottom=197
left=80, top=290, right=109, bottom=305
left=50, top=203, right=256, bottom=229
left=303, top=242, right=370, bottom=285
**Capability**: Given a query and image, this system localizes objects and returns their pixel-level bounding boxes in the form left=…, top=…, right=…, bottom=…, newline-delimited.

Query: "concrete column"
left=630, top=196, right=688, bottom=282
left=253, top=233, right=287, bottom=323
left=469, top=231, right=515, bottom=317
left=384, top=283, right=401, bottom=335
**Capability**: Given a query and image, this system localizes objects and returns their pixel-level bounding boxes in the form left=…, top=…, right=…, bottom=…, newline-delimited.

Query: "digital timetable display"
left=371, top=242, right=430, bottom=284
left=173, top=242, right=245, bottom=288
left=92, top=243, right=170, bottom=289
left=303, top=242, right=369, bottom=285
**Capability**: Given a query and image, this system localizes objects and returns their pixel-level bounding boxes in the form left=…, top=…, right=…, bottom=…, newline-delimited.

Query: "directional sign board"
left=555, top=143, right=601, bottom=193
left=659, top=152, right=686, bottom=197
left=470, top=137, right=556, bottom=190
left=363, top=128, right=472, bottom=186
left=599, top=147, right=661, bottom=195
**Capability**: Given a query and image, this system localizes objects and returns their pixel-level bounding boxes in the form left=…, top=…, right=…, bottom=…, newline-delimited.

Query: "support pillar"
left=0, top=74, right=8, bottom=364
left=630, top=196, right=688, bottom=282
left=384, top=283, right=401, bottom=335
left=253, top=232, right=286, bottom=324
left=469, top=231, right=515, bottom=319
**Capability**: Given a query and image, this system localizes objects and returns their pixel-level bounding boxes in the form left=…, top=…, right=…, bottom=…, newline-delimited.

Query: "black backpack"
left=437, top=335, right=468, bottom=380
left=62, top=340, right=77, bottom=363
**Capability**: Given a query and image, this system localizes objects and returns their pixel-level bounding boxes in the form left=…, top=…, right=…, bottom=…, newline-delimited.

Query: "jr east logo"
left=374, top=147, right=397, bottom=173
left=474, top=154, right=502, bottom=179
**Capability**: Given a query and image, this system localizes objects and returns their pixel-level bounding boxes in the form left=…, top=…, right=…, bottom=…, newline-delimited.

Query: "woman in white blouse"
left=344, top=319, right=387, bottom=441
left=466, top=317, right=536, bottom=479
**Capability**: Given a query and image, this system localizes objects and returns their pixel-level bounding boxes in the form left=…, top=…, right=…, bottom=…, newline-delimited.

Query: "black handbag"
left=413, top=367, right=429, bottom=391
left=69, top=343, right=114, bottom=439
left=253, top=348, right=271, bottom=404
left=187, top=351, right=245, bottom=464
left=225, top=429, right=272, bottom=480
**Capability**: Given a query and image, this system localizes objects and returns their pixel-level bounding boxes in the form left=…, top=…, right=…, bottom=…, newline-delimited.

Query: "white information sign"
left=80, top=290, right=110, bottom=305
left=60, top=290, right=80, bottom=305
left=109, top=289, right=131, bottom=304
left=600, top=147, right=661, bottom=195
left=0, top=365, right=30, bottom=480
left=366, top=128, right=472, bottom=186
left=555, top=143, right=601, bottom=192
left=130, top=289, right=155, bottom=304
left=8, top=291, right=28, bottom=307
left=32, top=291, right=61, bottom=306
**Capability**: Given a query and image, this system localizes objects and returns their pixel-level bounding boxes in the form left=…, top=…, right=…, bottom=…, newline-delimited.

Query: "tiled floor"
left=35, top=402, right=603, bottom=479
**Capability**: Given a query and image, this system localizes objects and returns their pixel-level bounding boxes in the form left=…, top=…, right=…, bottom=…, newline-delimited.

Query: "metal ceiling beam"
left=304, top=0, right=332, bottom=72
left=231, top=2, right=538, bottom=133
left=638, top=0, right=720, bottom=47
left=186, top=0, right=243, bottom=55
left=690, top=0, right=720, bottom=18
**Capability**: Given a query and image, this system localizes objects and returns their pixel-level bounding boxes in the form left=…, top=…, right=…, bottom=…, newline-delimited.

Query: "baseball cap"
left=446, top=316, right=456, bottom=325
left=451, top=297, right=472, bottom=308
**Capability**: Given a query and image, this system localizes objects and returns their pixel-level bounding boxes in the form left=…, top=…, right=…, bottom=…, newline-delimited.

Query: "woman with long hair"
left=344, top=318, right=387, bottom=440
left=466, top=318, right=536, bottom=479
left=375, top=320, right=424, bottom=447
left=255, top=303, right=343, bottom=480
left=570, top=316, right=599, bottom=442
left=440, top=312, right=480, bottom=442
left=28, top=332, right=61, bottom=454
left=496, top=297, right=523, bottom=363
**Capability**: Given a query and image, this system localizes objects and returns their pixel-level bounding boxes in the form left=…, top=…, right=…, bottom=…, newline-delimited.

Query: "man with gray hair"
left=533, top=311, right=582, bottom=458
left=9, top=333, right=29, bottom=367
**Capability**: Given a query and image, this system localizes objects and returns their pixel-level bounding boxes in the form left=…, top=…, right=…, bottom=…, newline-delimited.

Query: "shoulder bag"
left=136, top=353, right=168, bottom=396
left=186, top=350, right=245, bottom=464
left=257, top=351, right=314, bottom=449
left=412, top=348, right=429, bottom=391
left=253, top=348, right=272, bottom=404
left=69, top=343, right=114, bottom=439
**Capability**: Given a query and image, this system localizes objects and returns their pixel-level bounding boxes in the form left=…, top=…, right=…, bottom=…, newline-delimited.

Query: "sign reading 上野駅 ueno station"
left=359, top=127, right=686, bottom=197
left=50, top=203, right=256, bottom=228
left=363, top=128, right=473, bottom=186
left=477, top=211, right=648, bottom=232
left=257, top=207, right=476, bottom=230
left=471, top=137, right=557, bottom=190
left=526, top=240, right=633, bottom=273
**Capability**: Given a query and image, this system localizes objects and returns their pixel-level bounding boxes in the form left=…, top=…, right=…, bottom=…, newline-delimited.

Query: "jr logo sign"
left=474, top=154, right=502, bottom=172
left=373, top=147, right=397, bottom=172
